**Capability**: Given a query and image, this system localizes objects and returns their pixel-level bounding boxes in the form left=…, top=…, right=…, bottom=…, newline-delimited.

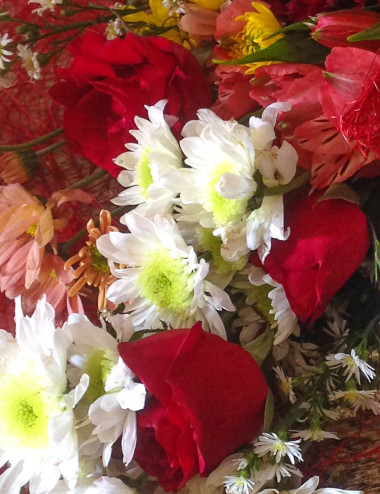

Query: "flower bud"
left=312, top=9, right=380, bottom=50
left=0, top=149, right=40, bottom=184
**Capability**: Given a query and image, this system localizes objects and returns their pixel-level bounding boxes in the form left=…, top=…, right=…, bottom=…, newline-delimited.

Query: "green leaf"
left=214, top=32, right=329, bottom=67
left=263, top=388, right=275, bottom=432
left=347, top=21, right=380, bottom=42
left=318, top=183, right=359, bottom=204
left=243, top=327, right=274, bottom=366
left=264, top=21, right=312, bottom=39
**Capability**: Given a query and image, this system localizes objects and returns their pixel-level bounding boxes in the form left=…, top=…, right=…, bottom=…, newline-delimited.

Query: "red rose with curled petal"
left=251, top=190, right=369, bottom=323
left=50, top=32, right=212, bottom=177
left=118, top=322, right=268, bottom=492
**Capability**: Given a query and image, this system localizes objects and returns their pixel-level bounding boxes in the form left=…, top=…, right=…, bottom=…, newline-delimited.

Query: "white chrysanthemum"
left=0, top=33, right=12, bottom=70
left=0, top=297, right=88, bottom=494
left=256, top=475, right=363, bottom=494
left=330, top=389, right=380, bottom=415
left=249, top=266, right=299, bottom=345
left=96, top=211, right=235, bottom=337
left=17, top=44, right=41, bottom=80
left=54, top=476, right=134, bottom=493
left=253, top=433, right=302, bottom=465
left=113, top=100, right=183, bottom=217
left=65, top=314, right=145, bottom=467
left=28, top=0, right=63, bottom=15
left=176, top=103, right=297, bottom=263
left=326, top=349, right=375, bottom=384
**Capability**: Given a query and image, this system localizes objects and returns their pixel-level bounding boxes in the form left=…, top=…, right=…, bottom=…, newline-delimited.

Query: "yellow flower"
left=122, top=0, right=188, bottom=46
left=190, top=0, right=225, bottom=10
left=227, top=2, right=283, bottom=74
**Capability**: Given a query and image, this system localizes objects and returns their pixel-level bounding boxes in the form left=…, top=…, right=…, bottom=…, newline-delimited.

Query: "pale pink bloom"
left=0, top=184, right=55, bottom=294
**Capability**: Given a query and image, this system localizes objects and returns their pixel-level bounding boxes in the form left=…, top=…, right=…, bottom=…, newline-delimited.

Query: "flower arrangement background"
left=0, top=1, right=379, bottom=494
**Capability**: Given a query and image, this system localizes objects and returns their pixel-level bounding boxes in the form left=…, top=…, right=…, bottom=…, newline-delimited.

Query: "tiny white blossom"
left=326, top=349, right=375, bottom=384
left=28, top=0, right=63, bottom=15
left=224, top=476, right=255, bottom=494
left=330, top=389, right=380, bottom=415
left=162, top=0, right=187, bottom=15
left=274, top=367, right=296, bottom=404
left=105, top=18, right=125, bottom=40
left=0, top=33, right=12, bottom=69
left=253, top=433, right=302, bottom=465
left=17, top=44, right=41, bottom=80
left=255, top=462, right=302, bottom=484
left=293, top=429, right=339, bottom=442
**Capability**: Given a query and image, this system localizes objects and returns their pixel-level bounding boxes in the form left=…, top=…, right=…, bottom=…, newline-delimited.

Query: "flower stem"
left=36, top=140, right=66, bottom=157
left=264, top=170, right=311, bottom=196
left=68, top=169, right=108, bottom=190
left=0, top=128, right=64, bottom=151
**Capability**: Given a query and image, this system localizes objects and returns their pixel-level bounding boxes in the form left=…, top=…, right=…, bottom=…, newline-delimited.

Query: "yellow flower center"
left=84, top=349, right=116, bottom=403
left=138, top=248, right=194, bottom=313
left=205, top=162, right=248, bottom=227
left=26, top=223, right=38, bottom=237
left=227, top=2, right=283, bottom=74
left=0, top=374, right=59, bottom=450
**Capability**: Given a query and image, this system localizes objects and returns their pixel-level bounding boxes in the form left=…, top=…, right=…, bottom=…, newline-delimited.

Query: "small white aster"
left=17, top=44, right=41, bottom=80
left=96, top=211, right=235, bottom=337
left=255, top=462, right=302, bottom=484
left=326, top=349, right=375, bottom=384
left=28, top=0, right=63, bottom=15
left=54, top=476, right=135, bottom=493
left=292, top=428, right=339, bottom=443
left=113, top=100, right=183, bottom=218
left=105, top=18, right=125, bottom=40
left=0, top=33, right=13, bottom=70
left=224, top=475, right=256, bottom=494
left=274, top=367, right=296, bottom=404
left=330, top=389, right=380, bottom=415
left=253, top=433, right=303, bottom=465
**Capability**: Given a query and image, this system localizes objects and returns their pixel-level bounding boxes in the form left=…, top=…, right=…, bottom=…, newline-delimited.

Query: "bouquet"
left=0, top=1, right=379, bottom=493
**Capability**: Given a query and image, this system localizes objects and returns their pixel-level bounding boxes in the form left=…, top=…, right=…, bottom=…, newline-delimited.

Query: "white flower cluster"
left=97, top=100, right=298, bottom=338
left=0, top=297, right=144, bottom=494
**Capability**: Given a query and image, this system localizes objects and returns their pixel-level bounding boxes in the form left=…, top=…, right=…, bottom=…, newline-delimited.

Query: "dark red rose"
left=50, top=32, right=212, bottom=177
left=119, top=323, right=268, bottom=492
left=251, top=190, right=369, bottom=322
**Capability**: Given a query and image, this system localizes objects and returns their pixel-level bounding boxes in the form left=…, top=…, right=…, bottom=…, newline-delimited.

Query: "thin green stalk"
left=36, top=140, right=66, bottom=157
left=68, top=169, right=108, bottom=189
left=0, top=129, right=63, bottom=152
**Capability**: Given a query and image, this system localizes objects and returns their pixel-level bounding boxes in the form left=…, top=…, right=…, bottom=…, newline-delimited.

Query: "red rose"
left=50, top=32, right=212, bottom=177
left=251, top=190, right=369, bottom=322
left=118, top=323, right=268, bottom=492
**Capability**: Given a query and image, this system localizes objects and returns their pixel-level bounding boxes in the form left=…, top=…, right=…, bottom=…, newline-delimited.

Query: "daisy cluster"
left=97, top=99, right=298, bottom=339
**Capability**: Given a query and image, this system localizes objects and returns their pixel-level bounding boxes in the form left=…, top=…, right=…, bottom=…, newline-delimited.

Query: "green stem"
left=264, top=170, right=311, bottom=196
left=68, top=169, right=108, bottom=189
left=36, top=140, right=66, bottom=157
left=0, top=128, right=63, bottom=152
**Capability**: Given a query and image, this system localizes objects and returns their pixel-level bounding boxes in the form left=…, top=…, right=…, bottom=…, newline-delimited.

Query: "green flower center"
left=138, top=248, right=194, bottom=313
left=205, top=163, right=247, bottom=227
left=84, top=349, right=116, bottom=403
left=0, top=374, right=57, bottom=450
left=89, top=245, right=110, bottom=274
left=136, top=147, right=153, bottom=199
